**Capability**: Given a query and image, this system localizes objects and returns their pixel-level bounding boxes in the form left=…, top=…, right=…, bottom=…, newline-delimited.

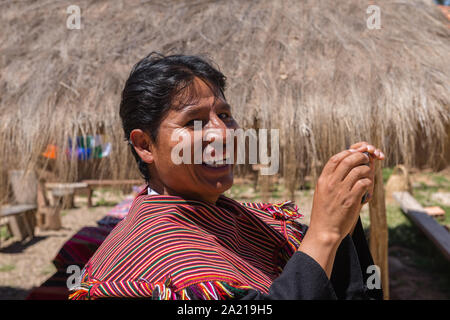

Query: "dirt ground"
left=0, top=195, right=111, bottom=299
left=0, top=176, right=449, bottom=300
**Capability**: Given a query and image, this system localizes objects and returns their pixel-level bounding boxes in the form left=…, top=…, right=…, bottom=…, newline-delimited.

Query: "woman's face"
left=131, top=77, right=239, bottom=204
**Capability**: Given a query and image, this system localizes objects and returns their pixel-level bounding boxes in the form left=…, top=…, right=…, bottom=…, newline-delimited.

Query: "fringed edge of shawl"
left=69, top=276, right=253, bottom=300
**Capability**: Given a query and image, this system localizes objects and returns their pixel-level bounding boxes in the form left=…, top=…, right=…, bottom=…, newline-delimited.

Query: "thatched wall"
left=1, top=0, right=449, bottom=204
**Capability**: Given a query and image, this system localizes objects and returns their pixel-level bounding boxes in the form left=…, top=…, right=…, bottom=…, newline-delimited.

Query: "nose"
left=203, top=113, right=229, bottom=143
left=202, top=113, right=233, bottom=159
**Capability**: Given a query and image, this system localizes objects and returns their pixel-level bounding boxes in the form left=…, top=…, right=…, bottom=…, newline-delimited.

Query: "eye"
left=218, top=112, right=231, bottom=120
left=185, top=119, right=203, bottom=127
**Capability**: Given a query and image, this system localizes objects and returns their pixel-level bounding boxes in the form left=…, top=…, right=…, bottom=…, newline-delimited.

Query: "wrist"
left=297, top=226, right=342, bottom=279
left=305, top=226, right=342, bottom=248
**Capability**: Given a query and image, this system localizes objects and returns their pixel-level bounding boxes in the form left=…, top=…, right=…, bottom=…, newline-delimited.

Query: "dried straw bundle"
left=0, top=0, right=449, bottom=204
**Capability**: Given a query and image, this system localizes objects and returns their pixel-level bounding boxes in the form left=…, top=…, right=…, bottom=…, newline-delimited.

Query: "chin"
left=208, top=176, right=234, bottom=195
left=217, top=180, right=233, bottom=194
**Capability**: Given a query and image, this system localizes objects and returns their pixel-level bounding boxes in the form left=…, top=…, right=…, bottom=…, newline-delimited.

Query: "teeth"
left=203, top=157, right=230, bottom=167
left=204, top=163, right=227, bottom=168
left=203, top=159, right=229, bottom=167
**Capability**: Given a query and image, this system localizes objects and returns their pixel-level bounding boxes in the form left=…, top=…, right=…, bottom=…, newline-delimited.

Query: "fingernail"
left=380, top=152, right=385, bottom=159
left=375, top=150, right=380, bottom=157
left=349, top=149, right=357, bottom=152
left=367, top=145, right=374, bottom=152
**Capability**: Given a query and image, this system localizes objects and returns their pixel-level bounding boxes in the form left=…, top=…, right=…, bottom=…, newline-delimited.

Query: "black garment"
left=241, top=218, right=383, bottom=300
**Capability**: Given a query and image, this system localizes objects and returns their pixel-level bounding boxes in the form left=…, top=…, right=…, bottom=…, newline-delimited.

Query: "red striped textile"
left=52, top=226, right=112, bottom=272
left=70, top=187, right=305, bottom=300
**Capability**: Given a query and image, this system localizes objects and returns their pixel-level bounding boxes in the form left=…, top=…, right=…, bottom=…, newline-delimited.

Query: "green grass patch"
left=40, top=263, right=57, bottom=276
left=382, top=167, right=394, bottom=185
left=299, top=180, right=312, bottom=190
left=412, top=177, right=450, bottom=227
left=431, top=174, right=449, bottom=187
left=95, top=198, right=119, bottom=207
left=0, top=224, right=12, bottom=240
left=0, top=264, right=16, bottom=272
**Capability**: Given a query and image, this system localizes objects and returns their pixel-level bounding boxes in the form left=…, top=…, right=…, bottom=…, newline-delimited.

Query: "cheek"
left=155, top=130, right=198, bottom=170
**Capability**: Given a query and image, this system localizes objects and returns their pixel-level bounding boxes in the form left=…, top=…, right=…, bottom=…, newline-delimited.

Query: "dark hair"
left=119, top=52, right=227, bottom=183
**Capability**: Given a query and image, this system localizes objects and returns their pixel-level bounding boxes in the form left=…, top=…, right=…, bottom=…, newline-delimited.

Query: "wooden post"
left=8, top=213, right=28, bottom=241
left=87, top=187, right=94, bottom=207
left=260, top=173, right=270, bottom=203
left=43, top=206, right=62, bottom=230
left=368, top=160, right=389, bottom=300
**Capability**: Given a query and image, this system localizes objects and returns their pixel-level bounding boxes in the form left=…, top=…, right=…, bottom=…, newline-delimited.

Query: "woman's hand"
left=309, top=142, right=385, bottom=242
left=347, top=142, right=385, bottom=206
left=297, top=142, right=384, bottom=278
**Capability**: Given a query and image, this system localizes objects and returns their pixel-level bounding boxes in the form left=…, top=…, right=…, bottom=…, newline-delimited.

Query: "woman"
left=70, top=53, right=385, bottom=300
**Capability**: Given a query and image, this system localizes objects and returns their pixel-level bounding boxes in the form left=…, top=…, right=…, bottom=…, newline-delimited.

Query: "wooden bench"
left=393, top=191, right=450, bottom=262
left=45, top=182, right=89, bottom=209
left=37, top=180, right=63, bottom=230
left=0, top=204, right=37, bottom=243
left=81, top=179, right=143, bottom=207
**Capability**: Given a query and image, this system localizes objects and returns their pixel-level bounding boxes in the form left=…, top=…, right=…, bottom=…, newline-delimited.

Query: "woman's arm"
left=240, top=218, right=383, bottom=300
left=296, top=226, right=341, bottom=279
left=241, top=250, right=338, bottom=300
left=301, top=143, right=384, bottom=278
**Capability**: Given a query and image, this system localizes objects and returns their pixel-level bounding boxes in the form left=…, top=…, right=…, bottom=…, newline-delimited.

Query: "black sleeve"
left=332, top=217, right=383, bottom=300
left=241, top=218, right=383, bottom=300
left=241, top=250, right=337, bottom=300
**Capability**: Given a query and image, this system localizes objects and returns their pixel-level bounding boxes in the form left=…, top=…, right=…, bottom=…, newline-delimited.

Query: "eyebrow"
left=179, top=100, right=231, bottom=117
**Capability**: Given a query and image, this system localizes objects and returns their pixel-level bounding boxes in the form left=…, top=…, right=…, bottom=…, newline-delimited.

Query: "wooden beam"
left=368, top=160, right=389, bottom=300
left=82, top=179, right=143, bottom=207
left=1, top=205, right=37, bottom=217
left=45, top=182, right=88, bottom=189
left=81, top=179, right=143, bottom=186
left=393, top=191, right=450, bottom=262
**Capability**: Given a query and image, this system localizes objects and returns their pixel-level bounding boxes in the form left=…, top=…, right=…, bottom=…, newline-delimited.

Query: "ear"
left=129, top=129, right=155, bottom=164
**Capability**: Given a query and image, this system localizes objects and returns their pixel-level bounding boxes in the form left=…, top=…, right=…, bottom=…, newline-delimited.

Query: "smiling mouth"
left=201, top=157, right=231, bottom=169
left=202, top=162, right=229, bottom=168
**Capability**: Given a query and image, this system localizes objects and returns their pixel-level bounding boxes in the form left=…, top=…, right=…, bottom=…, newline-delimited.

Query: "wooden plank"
left=82, top=180, right=143, bottom=207
left=82, top=179, right=142, bottom=186
left=51, top=188, right=74, bottom=197
left=45, top=182, right=88, bottom=189
left=45, top=182, right=86, bottom=209
left=1, top=205, right=37, bottom=217
left=393, top=192, right=450, bottom=262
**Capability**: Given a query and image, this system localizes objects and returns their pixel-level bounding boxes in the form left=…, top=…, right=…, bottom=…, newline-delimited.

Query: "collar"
left=147, top=186, right=160, bottom=196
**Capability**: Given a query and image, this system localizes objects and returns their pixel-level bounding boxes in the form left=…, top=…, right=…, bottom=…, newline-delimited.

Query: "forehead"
left=171, top=77, right=226, bottom=111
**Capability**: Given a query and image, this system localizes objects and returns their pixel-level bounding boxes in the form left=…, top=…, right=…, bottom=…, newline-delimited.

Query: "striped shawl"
left=69, top=187, right=305, bottom=300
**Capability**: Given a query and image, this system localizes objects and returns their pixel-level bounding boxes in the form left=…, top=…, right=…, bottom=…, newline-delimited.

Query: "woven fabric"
left=104, top=196, right=134, bottom=219
left=69, top=187, right=305, bottom=300
left=52, top=226, right=112, bottom=272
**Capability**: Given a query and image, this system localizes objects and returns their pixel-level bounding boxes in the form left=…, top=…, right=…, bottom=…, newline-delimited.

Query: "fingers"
left=325, top=142, right=384, bottom=179
left=321, top=149, right=358, bottom=177
left=349, top=141, right=385, bottom=160
left=350, top=177, right=372, bottom=202
left=342, top=164, right=372, bottom=191
left=332, top=151, right=370, bottom=183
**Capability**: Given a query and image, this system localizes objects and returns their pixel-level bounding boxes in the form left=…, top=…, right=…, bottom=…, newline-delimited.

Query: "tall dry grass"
left=0, top=0, right=449, bottom=204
